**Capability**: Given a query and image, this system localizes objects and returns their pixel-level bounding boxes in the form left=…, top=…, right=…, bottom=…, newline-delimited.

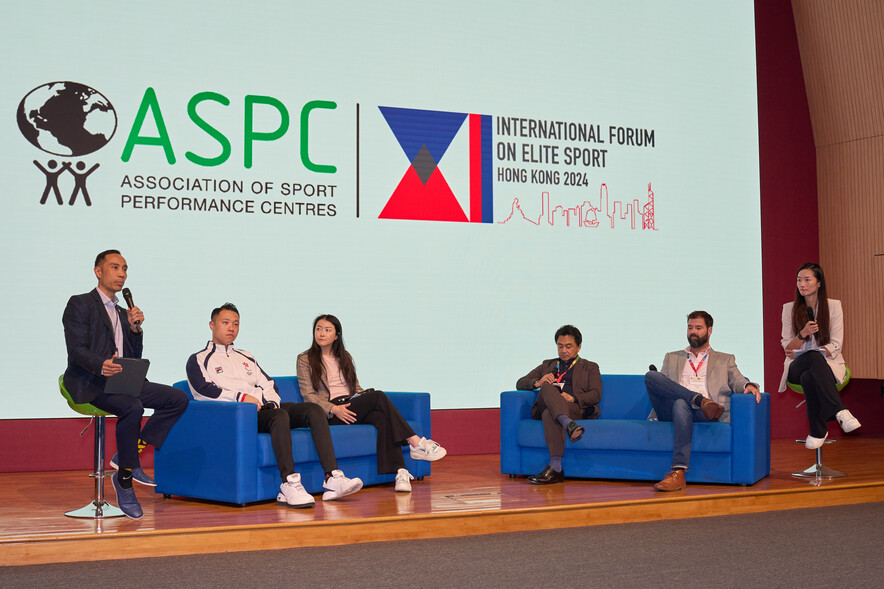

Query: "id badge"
left=688, top=375, right=705, bottom=395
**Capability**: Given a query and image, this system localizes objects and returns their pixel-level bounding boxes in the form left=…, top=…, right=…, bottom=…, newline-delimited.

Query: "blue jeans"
left=644, top=371, right=714, bottom=470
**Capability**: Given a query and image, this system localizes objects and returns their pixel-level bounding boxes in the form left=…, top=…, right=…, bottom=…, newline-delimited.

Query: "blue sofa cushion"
left=275, top=376, right=304, bottom=403
left=598, top=374, right=653, bottom=419
left=516, top=418, right=733, bottom=453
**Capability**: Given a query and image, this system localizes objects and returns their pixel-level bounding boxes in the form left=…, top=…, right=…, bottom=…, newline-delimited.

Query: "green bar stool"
left=59, top=375, right=125, bottom=518
left=787, top=366, right=851, bottom=481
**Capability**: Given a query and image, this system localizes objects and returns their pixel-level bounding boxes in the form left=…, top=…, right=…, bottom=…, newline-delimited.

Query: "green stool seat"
left=59, top=375, right=112, bottom=417
left=59, top=374, right=124, bottom=518
left=787, top=365, right=850, bottom=394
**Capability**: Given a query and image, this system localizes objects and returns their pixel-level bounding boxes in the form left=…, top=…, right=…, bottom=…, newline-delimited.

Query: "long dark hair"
left=791, top=262, right=830, bottom=346
left=307, top=314, right=358, bottom=394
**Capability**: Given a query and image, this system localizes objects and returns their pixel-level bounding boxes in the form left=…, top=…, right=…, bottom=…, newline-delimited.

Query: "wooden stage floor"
left=2, top=437, right=883, bottom=566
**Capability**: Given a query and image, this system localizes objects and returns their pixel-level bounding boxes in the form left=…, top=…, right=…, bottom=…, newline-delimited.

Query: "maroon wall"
left=755, top=0, right=819, bottom=434
left=0, top=0, right=879, bottom=473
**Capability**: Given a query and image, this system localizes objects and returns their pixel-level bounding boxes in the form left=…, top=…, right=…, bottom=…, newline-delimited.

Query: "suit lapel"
left=90, top=289, right=114, bottom=332
left=676, top=353, right=687, bottom=378
left=572, top=359, right=585, bottom=389
left=705, top=350, right=725, bottom=399
left=116, top=307, right=130, bottom=356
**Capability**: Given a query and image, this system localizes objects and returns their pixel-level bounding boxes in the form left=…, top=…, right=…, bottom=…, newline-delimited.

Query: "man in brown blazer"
left=516, top=325, right=602, bottom=484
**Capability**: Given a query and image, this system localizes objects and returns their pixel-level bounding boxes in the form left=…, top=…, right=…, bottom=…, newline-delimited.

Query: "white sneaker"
left=805, top=432, right=828, bottom=450
left=277, top=473, right=315, bottom=508
left=395, top=468, right=414, bottom=493
left=322, top=470, right=363, bottom=501
left=410, top=437, right=447, bottom=462
left=836, top=409, right=861, bottom=433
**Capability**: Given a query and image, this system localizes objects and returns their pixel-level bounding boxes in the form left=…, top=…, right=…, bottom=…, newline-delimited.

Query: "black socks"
left=118, top=469, right=133, bottom=489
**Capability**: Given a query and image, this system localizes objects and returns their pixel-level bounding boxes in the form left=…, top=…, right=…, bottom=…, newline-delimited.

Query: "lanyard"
left=555, top=357, right=579, bottom=383
left=687, top=350, right=709, bottom=377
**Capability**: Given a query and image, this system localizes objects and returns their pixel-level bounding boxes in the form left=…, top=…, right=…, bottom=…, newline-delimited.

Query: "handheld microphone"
left=121, top=287, right=141, bottom=327
left=806, top=307, right=815, bottom=322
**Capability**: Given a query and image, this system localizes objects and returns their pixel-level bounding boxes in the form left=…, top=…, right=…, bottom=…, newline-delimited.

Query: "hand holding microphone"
left=800, top=306, right=818, bottom=340
left=121, top=287, right=144, bottom=332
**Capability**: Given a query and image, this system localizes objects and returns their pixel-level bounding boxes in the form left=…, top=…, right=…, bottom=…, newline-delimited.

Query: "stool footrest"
left=88, top=470, right=116, bottom=480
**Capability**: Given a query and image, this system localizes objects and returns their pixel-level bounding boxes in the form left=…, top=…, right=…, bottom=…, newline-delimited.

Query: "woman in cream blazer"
left=779, top=263, right=859, bottom=448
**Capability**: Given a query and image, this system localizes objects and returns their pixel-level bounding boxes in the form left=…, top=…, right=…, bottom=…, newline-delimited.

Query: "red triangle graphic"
left=379, top=166, right=468, bottom=222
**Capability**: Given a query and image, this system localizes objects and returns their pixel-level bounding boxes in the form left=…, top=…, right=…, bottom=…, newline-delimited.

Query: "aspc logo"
left=378, top=106, right=492, bottom=223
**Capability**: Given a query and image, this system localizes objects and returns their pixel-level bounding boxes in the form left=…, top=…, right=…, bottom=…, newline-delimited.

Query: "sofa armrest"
left=154, top=400, right=260, bottom=503
left=500, top=390, right=537, bottom=474
left=730, top=392, right=771, bottom=484
left=385, top=391, right=432, bottom=438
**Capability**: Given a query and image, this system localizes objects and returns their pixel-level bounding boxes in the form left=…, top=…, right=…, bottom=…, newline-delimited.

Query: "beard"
left=687, top=334, right=708, bottom=349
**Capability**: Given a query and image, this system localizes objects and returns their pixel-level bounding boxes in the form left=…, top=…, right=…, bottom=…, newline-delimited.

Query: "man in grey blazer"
left=644, top=310, right=760, bottom=491
left=516, top=325, right=602, bottom=484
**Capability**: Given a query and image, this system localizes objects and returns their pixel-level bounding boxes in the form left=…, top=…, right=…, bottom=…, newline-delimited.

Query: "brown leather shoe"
left=653, top=469, right=686, bottom=491
left=699, top=398, right=724, bottom=420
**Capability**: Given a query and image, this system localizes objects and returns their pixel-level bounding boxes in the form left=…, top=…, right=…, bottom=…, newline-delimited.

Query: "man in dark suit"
left=644, top=310, right=761, bottom=491
left=62, top=249, right=188, bottom=518
left=516, top=325, right=602, bottom=484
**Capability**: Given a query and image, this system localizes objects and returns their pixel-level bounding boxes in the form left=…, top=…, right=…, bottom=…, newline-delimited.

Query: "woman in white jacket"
left=779, top=263, right=860, bottom=449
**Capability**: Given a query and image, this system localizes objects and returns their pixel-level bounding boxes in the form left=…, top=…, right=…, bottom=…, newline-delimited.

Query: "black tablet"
left=104, top=358, right=150, bottom=396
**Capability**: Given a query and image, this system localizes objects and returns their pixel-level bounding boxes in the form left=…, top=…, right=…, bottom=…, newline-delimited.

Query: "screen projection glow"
left=0, top=0, right=762, bottom=419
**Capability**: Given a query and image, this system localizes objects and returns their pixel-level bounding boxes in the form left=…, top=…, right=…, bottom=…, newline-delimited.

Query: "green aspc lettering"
left=244, top=95, right=289, bottom=169
left=300, top=100, right=337, bottom=173
left=121, top=87, right=176, bottom=164
left=185, top=92, right=232, bottom=167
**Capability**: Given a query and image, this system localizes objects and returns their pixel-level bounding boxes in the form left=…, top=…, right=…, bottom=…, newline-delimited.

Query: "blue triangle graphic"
left=379, top=106, right=467, bottom=164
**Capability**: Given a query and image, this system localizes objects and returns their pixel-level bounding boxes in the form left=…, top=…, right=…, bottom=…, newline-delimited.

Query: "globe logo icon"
left=17, top=81, right=117, bottom=156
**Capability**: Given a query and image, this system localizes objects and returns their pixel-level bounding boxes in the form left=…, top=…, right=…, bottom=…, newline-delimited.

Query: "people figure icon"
left=69, top=161, right=99, bottom=206
left=34, top=159, right=71, bottom=205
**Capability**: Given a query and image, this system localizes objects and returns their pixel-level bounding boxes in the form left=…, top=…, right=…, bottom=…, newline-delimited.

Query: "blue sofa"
left=154, top=377, right=432, bottom=505
left=500, top=374, right=770, bottom=485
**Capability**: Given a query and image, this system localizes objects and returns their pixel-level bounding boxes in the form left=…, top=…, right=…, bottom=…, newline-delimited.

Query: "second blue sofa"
left=500, top=374, right=770, bottom=485
left=154, top=376, right=432, bottom=505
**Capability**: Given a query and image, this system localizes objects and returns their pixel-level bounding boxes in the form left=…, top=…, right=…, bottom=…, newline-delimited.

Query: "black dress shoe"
left=527, top=465, right=565, bottom=485
left=566, top=421, right=585, bottom=442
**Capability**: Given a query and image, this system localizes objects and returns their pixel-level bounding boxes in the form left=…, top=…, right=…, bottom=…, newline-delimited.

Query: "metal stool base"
left=792, top=463, right=846, bottom=479
left=793, top=439, right=846, bottom=480
left=65, top=500, right=125, bottom=518
left=65, top=415, right=128, bottom=519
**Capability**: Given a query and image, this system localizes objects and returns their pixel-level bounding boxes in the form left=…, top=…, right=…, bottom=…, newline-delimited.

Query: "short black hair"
left=211, top=302, right=239, bottom=321
left=687, top=310, right=713, bottom=328
left=94, top=249, right=121, bottom=267
left=554, top=324, right=582, bottom=346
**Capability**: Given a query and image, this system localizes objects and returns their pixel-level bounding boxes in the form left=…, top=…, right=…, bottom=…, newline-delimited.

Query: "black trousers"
left=258, top=402, right=338, bottom=482
left=788, top=351, right=845, bottom=438
left=90, top=381, right=189, bottom=470
left=328, top=390, right=415, bottom=474
left=531, top=383, right=584, bottom=458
